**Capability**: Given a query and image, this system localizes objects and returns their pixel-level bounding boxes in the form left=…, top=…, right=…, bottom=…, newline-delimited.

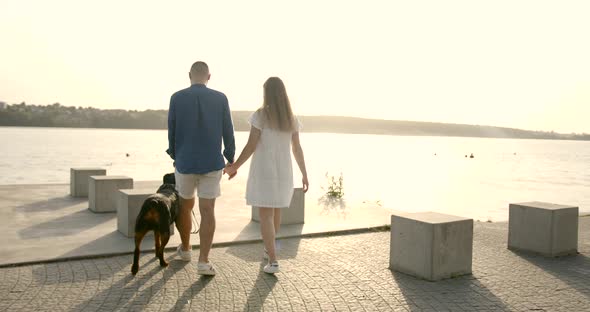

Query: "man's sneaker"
left=263, top=261, right=279, bottom=274
left=176, top=244, right=192, bottom=262
left=197, top=262, right=216, bottom=276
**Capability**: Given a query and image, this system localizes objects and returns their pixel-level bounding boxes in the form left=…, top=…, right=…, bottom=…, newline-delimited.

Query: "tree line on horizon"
left=1, top=102, right=589, bottom=141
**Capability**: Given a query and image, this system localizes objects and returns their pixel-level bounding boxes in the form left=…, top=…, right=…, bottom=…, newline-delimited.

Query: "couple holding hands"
left=167, top=61, right=308, bottom=275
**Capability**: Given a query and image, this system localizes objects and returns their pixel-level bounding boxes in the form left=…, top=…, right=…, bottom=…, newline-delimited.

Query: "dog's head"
left=156, top=183, right=176, bottom=195
left=163, top=173, right=175, bottom=185
left=158, top=173, right=177, bottom=198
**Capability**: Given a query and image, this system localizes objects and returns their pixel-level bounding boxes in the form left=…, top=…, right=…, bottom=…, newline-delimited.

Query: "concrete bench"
left=390, top=212, right=473, bottom=281
left=251, top=188, right=305, bottom=225
left=508, top=202, right=578, bottom=257
left=117, top=189, right=175, bottom=237
left=70, top=168, right=106, bottom=197
left=88, top=176, right=133, bottom=213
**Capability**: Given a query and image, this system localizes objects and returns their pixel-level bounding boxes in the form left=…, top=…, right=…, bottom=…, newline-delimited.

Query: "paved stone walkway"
left=1, top=219, right=589, bottom=312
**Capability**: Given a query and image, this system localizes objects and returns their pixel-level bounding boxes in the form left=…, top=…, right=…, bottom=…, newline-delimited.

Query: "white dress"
left=246, top=110, right=301, bottom=208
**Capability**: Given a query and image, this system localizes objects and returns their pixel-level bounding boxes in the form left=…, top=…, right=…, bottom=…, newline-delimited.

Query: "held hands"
left=224, top=162, right=307, bottom=190
left=223, top=163, right=238, bottom=180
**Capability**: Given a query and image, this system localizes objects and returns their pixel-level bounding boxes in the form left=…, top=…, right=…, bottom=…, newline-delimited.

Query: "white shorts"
left=175, top=169, right=222, bottom=199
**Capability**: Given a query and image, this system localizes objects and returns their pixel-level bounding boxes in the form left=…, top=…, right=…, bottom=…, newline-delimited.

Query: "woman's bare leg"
left=273, top=208, right=281, bottom=235
left=259, top=207, right=277, bottom=262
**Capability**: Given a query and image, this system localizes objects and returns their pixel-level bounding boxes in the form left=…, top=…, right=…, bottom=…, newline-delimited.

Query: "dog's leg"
left=158, top=232, right=171, bottom=267
left=131, top=230, right=148, bottom=275
left=154, top=231, right=168, bottom=267
left=154, top=231, right=162, bottom=259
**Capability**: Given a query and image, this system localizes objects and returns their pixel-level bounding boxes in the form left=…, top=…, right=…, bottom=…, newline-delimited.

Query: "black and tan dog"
left=131, top=173, right=178, bottom=275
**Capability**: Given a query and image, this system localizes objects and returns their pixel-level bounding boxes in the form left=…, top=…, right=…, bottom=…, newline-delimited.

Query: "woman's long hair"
left=260, top=77, right=295, bottom=132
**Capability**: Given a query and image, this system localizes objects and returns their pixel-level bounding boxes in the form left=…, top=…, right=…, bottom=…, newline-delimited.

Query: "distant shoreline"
left=1, top=103, right=589, bottom=141
left=2, top=124, right=590, bottom=142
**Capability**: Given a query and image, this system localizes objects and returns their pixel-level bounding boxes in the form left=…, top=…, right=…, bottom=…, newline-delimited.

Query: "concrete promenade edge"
left=0, top=181, right=397, bottom=267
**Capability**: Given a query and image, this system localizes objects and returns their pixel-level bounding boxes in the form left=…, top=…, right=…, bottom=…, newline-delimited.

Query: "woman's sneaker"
left=197, top=262, right=216, bottom=276
left=176, top=244, right=192, bottom=262
left=263, top=261, right=279, bottom=274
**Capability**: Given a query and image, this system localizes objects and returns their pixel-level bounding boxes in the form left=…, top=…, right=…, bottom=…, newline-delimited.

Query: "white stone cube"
left=390, top=212, right=473, bottom=281
left=252, top=188, right=305, bottom=225
left=70, top=168, right=106, bottom=197
left=117, top=189, right=175, bottom=237
left=88, top=176, right=133, bottom=213
left=508, top=202, right=578, bottom=257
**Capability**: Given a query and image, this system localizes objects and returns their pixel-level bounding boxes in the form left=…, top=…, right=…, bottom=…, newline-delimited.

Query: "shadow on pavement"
left=243, top=266, right=278, bottom=312
left=32, top=252, right=157, bottom=285
left=225, top=222, right=303, bottom=262
left=224, top=222, right=264, bottom=262
left=169, top=275, right=213, bottom=311
left=233, top=221, right=260, bottom=241
left=390, top=271, right=509, bottom=311
left=18, top=209, right=115, bottom=239
left=275, top=233, right=303, bottom=260
left=13, top=195, right=87, bottom=213
left=124, top=260, right=190, bottom=309
left=69, top=253, right=186, bottom=311
left=512, top=251, right=590, bottom=300
left=57, top=230, right=132, bottom=259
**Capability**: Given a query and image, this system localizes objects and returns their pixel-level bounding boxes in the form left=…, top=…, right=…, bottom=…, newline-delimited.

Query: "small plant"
left=324, top=172, right=344, bottom=199
left=319, top=172, right=347, bottom=218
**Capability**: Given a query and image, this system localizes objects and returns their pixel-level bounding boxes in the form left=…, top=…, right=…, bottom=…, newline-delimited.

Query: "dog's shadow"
left=122, top=254, right=190, bottom=308
left=67, top=251, right=187, bottom=311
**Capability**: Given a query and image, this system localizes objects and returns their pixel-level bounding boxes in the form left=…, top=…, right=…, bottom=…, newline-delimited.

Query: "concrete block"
left=70, top=168, right=106, bottom=197
left=252, top=188, right=305, bottom=225
left=88, top=176, right=133, bottom=213
left=508, top=201, right=578, bottom=257
left=117, top=189, right=174, bottom=237
left=390, top=212, right=473, bottom=281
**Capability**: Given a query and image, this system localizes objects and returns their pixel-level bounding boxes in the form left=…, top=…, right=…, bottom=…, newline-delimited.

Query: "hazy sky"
left=1, top=0, right=589, bottom=133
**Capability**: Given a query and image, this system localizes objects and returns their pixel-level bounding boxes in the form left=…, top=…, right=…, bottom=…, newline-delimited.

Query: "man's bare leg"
left=177, top=196, right=195, bottom=251
left=198, top=198, right=216, bottom=263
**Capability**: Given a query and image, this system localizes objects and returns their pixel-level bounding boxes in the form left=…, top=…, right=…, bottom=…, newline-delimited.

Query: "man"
left=167, top=61, right=235, bottom=275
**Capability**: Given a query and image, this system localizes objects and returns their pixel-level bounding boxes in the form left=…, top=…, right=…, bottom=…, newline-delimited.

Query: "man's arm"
left=166, top=95, right=176, bottom=160
left=222, top=96, right=235, bottom=164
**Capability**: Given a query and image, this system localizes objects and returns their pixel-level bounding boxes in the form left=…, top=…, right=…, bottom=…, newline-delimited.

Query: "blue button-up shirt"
left=167, top=84, right=235, bottom=174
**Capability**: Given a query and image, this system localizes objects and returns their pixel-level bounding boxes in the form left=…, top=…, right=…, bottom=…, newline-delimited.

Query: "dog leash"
left=191, top=210, right=200, bottom=234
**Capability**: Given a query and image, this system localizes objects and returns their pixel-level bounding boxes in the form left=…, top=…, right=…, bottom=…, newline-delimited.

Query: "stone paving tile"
left=0, top=218, right=589, bottom=311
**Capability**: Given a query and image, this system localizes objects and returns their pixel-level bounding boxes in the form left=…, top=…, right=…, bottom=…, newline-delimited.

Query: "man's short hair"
left=190, top=61, right=209, bottom=76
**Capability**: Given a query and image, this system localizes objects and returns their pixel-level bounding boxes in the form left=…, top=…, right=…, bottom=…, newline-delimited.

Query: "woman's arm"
left=224, top=126, right=261, bottom=179
left=291, top=132, right=309, bottom=192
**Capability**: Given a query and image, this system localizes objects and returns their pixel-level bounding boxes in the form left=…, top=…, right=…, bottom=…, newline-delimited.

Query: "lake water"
left=1, top=126, right=589, bottom=221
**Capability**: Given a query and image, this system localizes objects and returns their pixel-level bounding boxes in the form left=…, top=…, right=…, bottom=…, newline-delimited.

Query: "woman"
left=224, top=77, right=309, bottom=274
